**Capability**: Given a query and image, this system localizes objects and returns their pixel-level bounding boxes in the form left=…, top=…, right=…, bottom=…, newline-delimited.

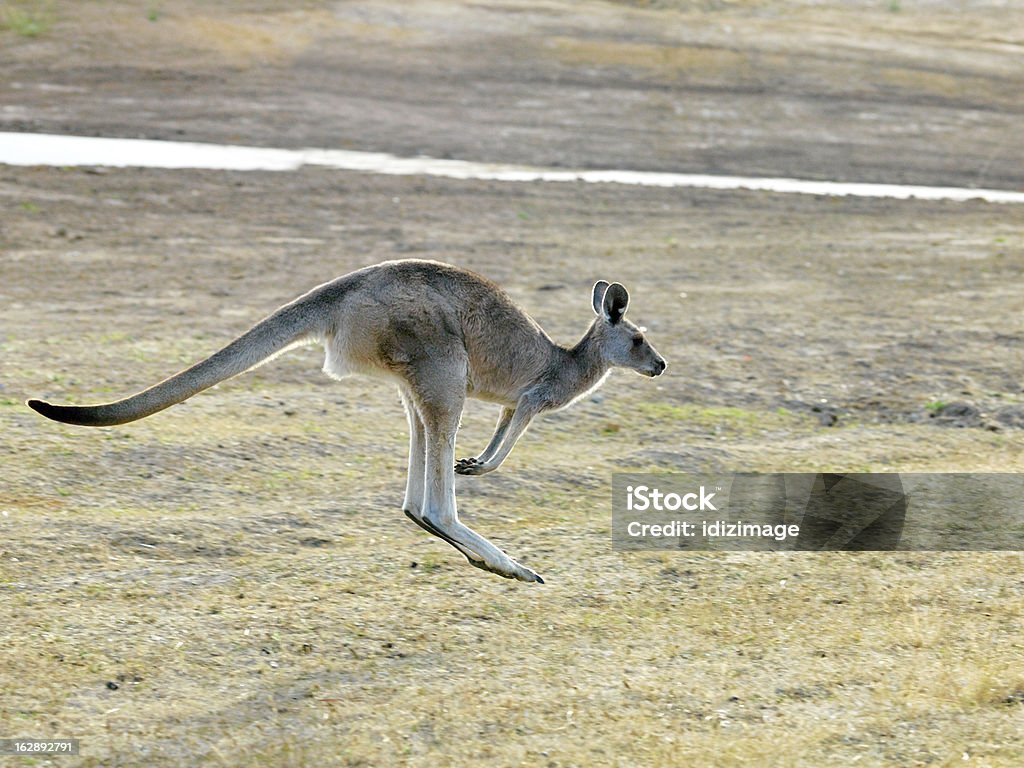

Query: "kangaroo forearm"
left=477, top=407, right=514, bottom=462
left=477, top=403, right=539, bottom=469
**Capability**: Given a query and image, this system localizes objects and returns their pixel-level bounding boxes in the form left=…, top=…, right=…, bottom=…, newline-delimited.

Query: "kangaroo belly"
left=466, top=365, right=527, bottom=407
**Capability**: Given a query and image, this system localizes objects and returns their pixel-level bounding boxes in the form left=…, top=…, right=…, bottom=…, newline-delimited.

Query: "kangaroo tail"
left=27, top=298, right=320, bottom=427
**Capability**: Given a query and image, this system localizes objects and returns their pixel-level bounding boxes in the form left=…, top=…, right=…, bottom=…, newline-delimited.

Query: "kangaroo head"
left=590, top=280, right=667, bottom=377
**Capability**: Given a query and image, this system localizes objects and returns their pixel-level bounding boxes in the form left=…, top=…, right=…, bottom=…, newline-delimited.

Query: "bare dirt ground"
left=1, top=1, right=1023, bottom=766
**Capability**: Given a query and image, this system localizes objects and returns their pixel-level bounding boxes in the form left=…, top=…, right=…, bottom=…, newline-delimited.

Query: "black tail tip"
left=27, top=399, right=64, bottom=422
left=26, top=398, right=49, bottom=415
left=25, top=398, right=112, bottom=427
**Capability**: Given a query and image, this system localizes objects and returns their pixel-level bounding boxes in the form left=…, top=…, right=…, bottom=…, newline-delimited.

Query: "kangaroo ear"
left=591, top=280, right=611, bottom=315
left=602, top=283, right=629, bottom=324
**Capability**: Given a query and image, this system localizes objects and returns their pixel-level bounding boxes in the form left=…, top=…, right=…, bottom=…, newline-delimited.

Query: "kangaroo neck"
left=544, top=323, right=610, bottom=408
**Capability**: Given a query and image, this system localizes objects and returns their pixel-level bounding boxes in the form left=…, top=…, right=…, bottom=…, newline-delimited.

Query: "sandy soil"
left=1, top=1, right=1024, bottom=766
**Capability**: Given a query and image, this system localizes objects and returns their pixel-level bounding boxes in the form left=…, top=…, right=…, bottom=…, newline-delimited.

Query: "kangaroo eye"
left=631, top=336, right=644, bottom=347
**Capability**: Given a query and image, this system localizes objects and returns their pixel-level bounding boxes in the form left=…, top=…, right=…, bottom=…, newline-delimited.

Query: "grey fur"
left=28, top=259, right=666, bottom=583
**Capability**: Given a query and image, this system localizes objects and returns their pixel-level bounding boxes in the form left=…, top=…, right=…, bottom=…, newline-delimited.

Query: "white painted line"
left=0, top=133, right=303, bottom=171
left=2, top=132, right=1022, bottom=204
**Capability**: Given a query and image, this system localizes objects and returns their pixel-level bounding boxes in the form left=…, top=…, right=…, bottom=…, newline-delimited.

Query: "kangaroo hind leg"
left=400, top=386, right=478, bottom=557
left=399, top=387, right=426, bottom=521
left=412, top=382, right=543, bottom=584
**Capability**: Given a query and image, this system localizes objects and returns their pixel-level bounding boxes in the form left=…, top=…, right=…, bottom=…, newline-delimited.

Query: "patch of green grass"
left=0, top=1, right=54, bottom=37
left=925, top=400, right=948, bottom=412
left=413, top=555, right=444, bottom=573
left=635, top=401, right=808, bottom=435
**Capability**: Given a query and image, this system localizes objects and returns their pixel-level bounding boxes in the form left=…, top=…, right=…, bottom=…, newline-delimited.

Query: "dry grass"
left=0, top=1, right=425, bottom=69
left=2, top=160, right=1023, bottom=766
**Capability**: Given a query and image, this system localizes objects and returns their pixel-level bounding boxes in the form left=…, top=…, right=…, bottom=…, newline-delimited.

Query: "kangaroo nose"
left=654, top=359, right=666, bottom=376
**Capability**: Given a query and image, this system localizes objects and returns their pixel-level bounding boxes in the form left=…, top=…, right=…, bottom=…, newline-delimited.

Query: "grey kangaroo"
left=28, top=259, right=666, bottom=583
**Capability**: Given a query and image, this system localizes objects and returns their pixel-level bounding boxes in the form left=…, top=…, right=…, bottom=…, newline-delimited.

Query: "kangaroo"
left=28, top=259, right=666, bottom=583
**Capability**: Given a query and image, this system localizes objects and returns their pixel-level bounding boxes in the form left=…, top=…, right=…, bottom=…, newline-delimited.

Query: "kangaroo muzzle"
left=644, top=358, right=667, bottom=377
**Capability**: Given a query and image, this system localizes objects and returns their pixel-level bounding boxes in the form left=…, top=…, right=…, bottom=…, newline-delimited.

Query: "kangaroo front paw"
left=455, top=457, right=484, bottom=475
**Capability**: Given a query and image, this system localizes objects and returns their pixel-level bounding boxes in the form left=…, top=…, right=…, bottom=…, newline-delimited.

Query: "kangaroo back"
left=28, top=299, right=319, bottom=427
